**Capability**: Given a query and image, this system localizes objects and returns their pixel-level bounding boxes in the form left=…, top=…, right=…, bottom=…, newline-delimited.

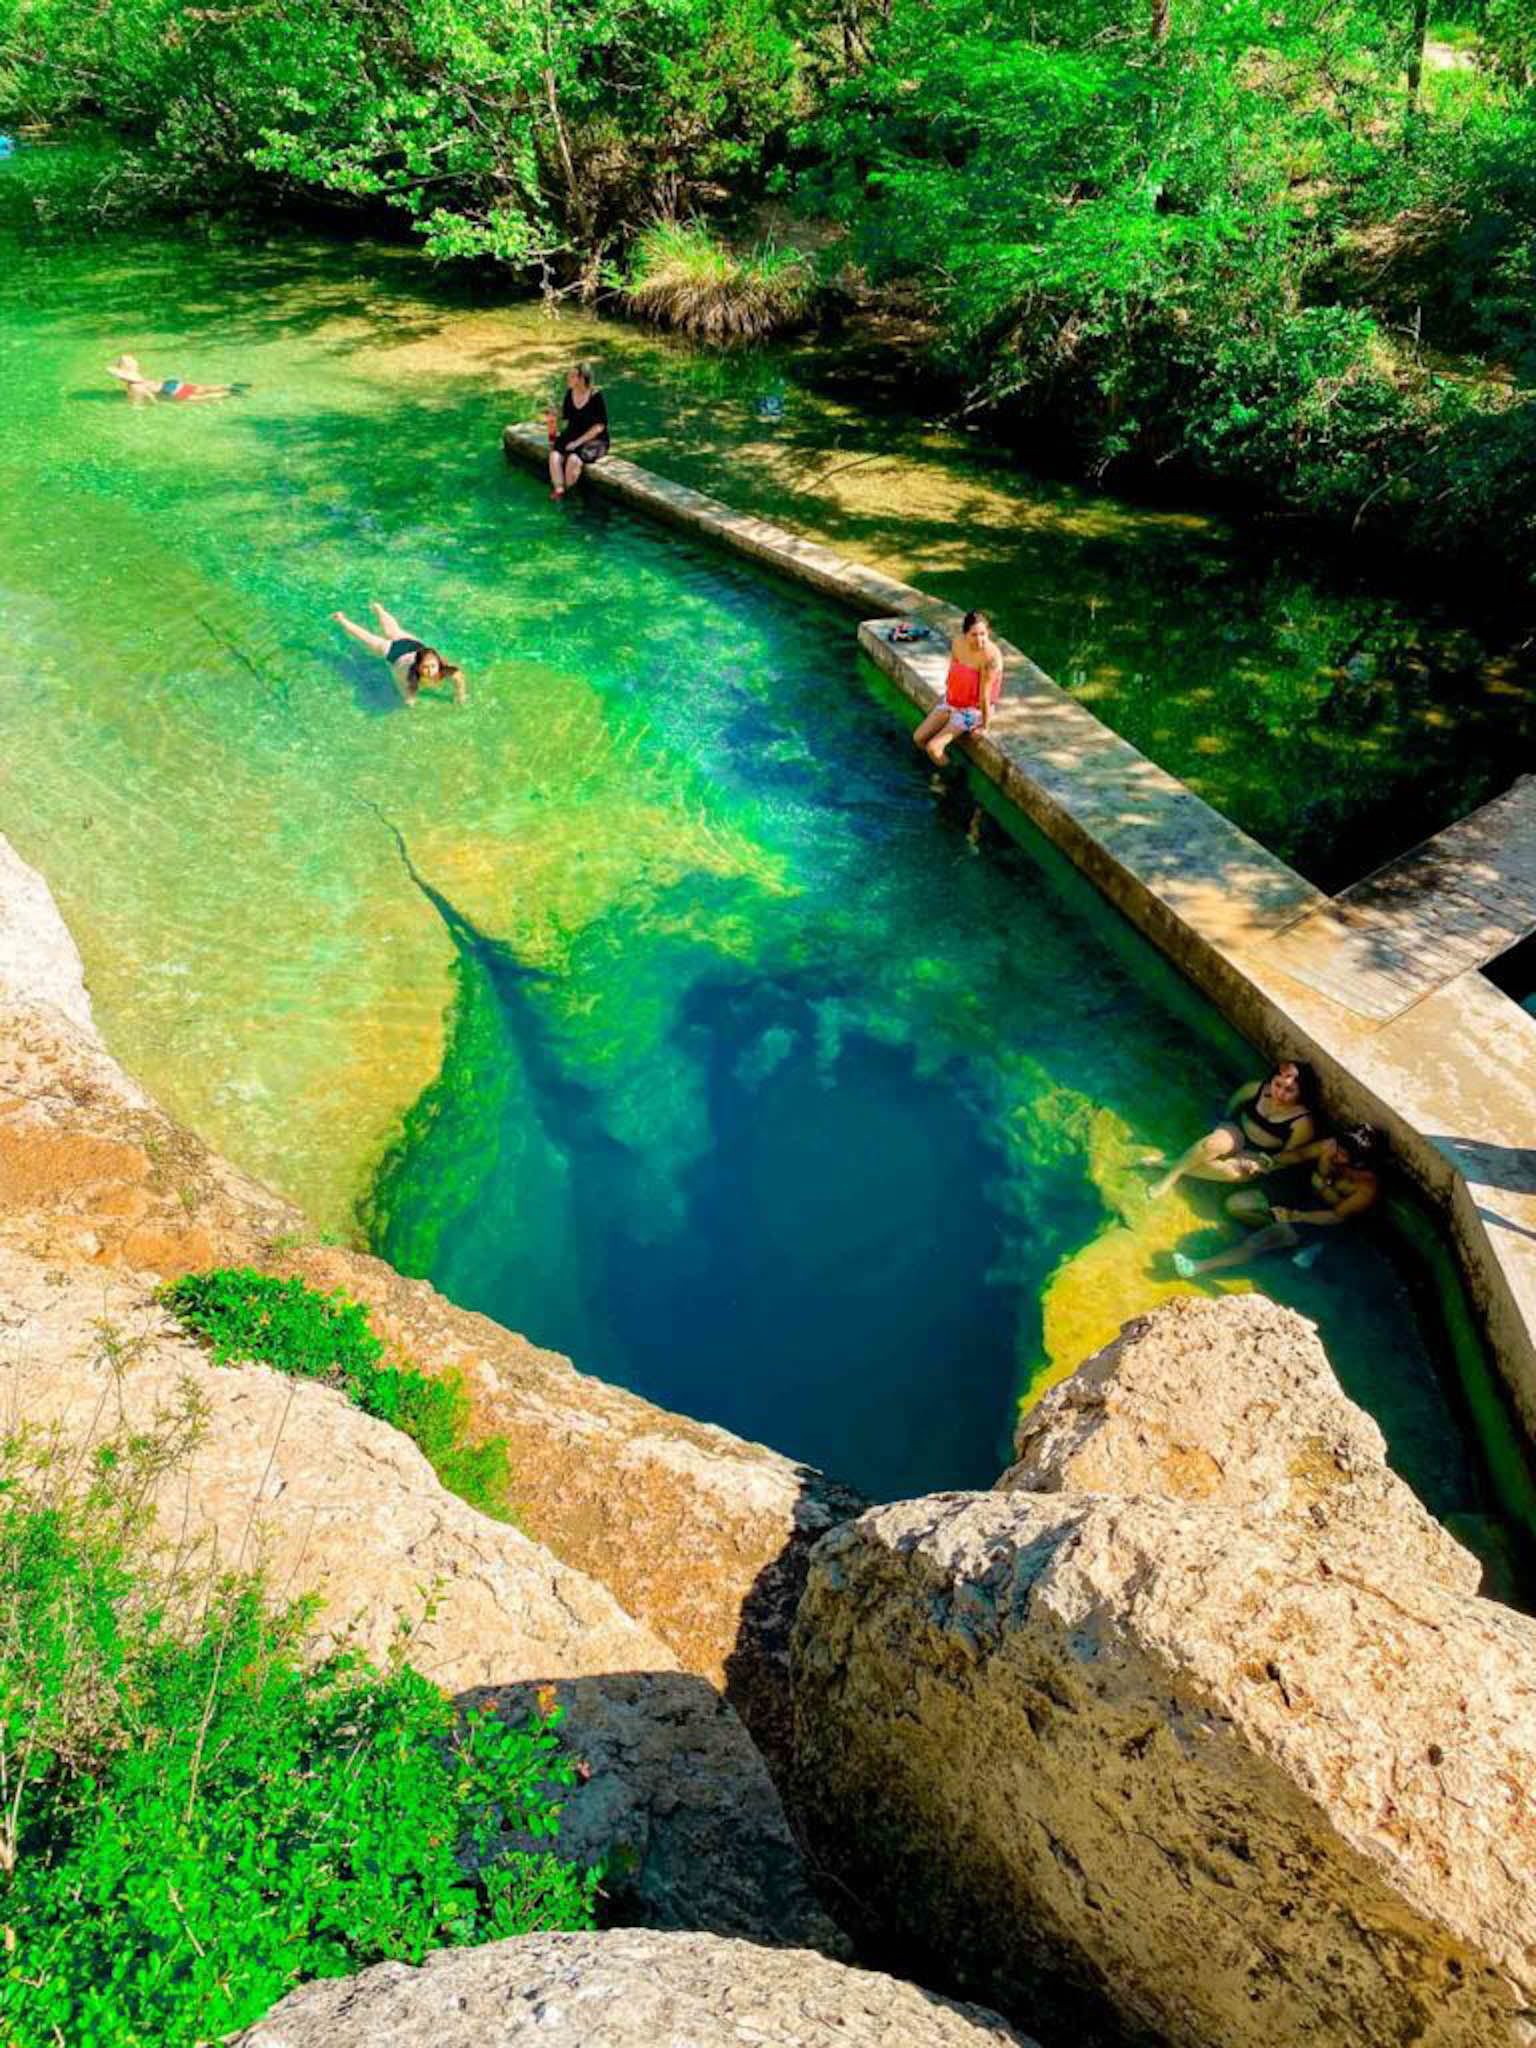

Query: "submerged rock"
left=793, top=1300, right=1536, bottom=2046
left=234, top=1929, right=1036, bottom=2047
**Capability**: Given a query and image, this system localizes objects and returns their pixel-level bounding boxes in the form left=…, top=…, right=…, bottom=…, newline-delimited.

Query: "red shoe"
left=551, top=488, right=565, bottom=500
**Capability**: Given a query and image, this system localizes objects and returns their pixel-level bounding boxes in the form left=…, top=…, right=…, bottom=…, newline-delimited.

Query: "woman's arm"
left=1257, top=1114, right=1319, bottom=1173
left=980, top=651, right=1004, bottom=730
left=1274, top=1182, right=1374, bottom=1228
left=1224, top=1081, right=1261, bottom=1118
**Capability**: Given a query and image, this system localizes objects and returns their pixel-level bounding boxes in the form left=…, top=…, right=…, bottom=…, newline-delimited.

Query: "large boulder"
left=233, top=1929, right=1037, bottom=2047
left=1004, top=1294, right=1477, bottom=1594
left=3, top=1252, right=839, bottom=1952
left=793, top=1485, right=1536, bottom=2048
left=278, top=1243, right=864, bottom=1765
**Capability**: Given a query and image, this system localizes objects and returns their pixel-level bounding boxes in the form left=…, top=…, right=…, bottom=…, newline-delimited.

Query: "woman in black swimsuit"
left=330, top=601, right=466, bottom=707
left=1147, top=1061, right=1317, bottom=1200
left=548, top=364, right=610, bottom=499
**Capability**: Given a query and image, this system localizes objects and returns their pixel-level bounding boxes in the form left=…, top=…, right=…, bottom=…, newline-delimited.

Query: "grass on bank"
left=159, top=1267, right=515, bottom=1522
left=626, top=222, right=814, bottom=342
left=0, top=1401, right=594, bottom=2047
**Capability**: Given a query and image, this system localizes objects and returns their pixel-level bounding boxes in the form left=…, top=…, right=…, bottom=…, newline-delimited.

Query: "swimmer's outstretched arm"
left=331, top=611, right=391, bottom=657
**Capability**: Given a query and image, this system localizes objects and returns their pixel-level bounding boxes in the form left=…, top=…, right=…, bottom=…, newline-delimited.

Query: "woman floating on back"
left=911, top=610, right=1004, bottom=764
left=330, top=602, right=466, bottom=708
left=547, top=364, right=610, bottom=498
left=107, top=354, right=244, bottom=404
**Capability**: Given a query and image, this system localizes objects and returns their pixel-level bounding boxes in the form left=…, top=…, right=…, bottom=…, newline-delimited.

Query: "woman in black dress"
left=548, top=364, right=610, bottom=498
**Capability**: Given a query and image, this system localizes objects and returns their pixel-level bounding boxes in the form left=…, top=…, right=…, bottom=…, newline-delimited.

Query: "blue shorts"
left=945, top=706, right=981, bottom=733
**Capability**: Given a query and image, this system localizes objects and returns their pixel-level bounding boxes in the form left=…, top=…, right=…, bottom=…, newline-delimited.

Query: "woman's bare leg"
left=913, top=706, right=949, bottom=750
left=548, top=448, right=564, bottom=493
left=563, top=453, right=584, bottom=491
left=331, top=612, right=392, bottom=656
left=368, top=602, right=406, bottom=641
left=1149, top=1124, right=1247, bottom=1200
left=1179, top=1220, right=1299, bottom=1276
left=926, top=721, right=963, bottom=764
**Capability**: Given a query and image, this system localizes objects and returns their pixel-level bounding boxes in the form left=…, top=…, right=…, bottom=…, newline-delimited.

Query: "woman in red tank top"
left=912, top=609, right=1004, bottom=765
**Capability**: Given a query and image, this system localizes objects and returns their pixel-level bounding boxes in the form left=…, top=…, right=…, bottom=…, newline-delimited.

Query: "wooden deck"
left=1264, top=775, right=1536, bottom=1021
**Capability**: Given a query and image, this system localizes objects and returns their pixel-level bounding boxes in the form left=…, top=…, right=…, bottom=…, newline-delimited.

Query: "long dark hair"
left=962, top=608, right=991, bottom=634
left=403, top=646, right=461, bottom=699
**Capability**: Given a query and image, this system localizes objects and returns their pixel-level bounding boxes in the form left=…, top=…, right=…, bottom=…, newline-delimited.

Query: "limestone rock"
left=0, top=833, right=94, bottom=1028
left=2, top=1252, right=674, bottom=1687
left=469, top=1672, right=842, bottom=1951
left=1004, top=1294, right=1477, bottom=1594
left=793, top=1488, right=1536, bottom=2048
left=278, top=1244, right=864, bottom=1765
left=3, top=1254, right=838, bottom=1951
left=234, top=1929, right=1037, bottom=2047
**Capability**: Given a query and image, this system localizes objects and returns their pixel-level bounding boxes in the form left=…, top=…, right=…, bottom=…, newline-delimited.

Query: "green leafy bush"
left=0, top=1429, right=595, bottom=2047
left=627, top=221, right=814, bottom=340
left=159, top=1268, right=515, bottom=1521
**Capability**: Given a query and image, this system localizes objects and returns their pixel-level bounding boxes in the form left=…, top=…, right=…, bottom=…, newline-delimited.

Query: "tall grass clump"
left=0, top=1408, right=594, bottom=2047
left=159, top=1268, right=515, bottom=1521
left=626, top=222, right=813, bottom=341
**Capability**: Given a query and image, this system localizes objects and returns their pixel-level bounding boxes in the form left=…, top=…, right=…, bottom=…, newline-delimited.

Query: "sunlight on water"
left=0, top=217, right=1518, bottom=1526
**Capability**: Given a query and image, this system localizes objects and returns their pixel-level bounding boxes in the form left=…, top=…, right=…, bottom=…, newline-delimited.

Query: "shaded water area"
left=0, top=208, right=1528, bottom=1547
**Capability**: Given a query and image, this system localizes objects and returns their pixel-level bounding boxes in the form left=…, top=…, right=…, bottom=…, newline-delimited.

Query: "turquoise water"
left=0, top=210, right=1522, bottom=1536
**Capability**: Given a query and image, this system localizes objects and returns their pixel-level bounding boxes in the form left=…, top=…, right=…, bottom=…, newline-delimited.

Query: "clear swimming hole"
left=0, top=218, right=1527, bottom=1567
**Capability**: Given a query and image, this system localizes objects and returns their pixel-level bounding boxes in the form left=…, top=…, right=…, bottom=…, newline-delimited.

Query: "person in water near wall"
left=911, top=610, right=1004, bottom=764
left=330, top=602, right=466, bottom=707
left=1172, top=1126, right=1382, bottom=1277
left=1145, top=1061, right=1318, bottom=1200
left=547, top=364, right=610, bottom=499
left=107, top=354, right=244, bottom=404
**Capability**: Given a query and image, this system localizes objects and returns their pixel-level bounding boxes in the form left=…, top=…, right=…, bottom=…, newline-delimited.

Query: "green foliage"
left=628, top=221, right=813, bottom=339
left=0, top=0, right=801, bottom=270
left=4, top=0, right=1536, bottom=565
left=159, top=1269, right=515, bottom=1521
left=0, top=1426, right=594, bottom=2047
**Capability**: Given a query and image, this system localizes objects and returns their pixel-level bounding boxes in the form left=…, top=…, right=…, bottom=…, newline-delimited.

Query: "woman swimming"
left=107, top=354, right=242, bottom=404
left=1172, top=1126, right=1382, bottom=1276
left=911, top=610, right=1004, bottom=765
left=330, top=602, right=467, bottom=707
left=1147, top=1061, right=1317, bottom=1200
left=548, top=364, right=610, bottom=499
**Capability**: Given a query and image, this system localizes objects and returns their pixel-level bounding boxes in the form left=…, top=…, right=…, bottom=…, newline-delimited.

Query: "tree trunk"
left=1151, top=0, right=1171, bottom=42
left=1406, top=0, right=1430, bottom=112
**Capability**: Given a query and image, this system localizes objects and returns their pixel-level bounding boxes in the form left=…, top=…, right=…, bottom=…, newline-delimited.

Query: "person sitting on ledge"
left=107, top=354, right=243, bottom=404
left=1146, top=1061, right=1317, bottom=1200
left=547, top=364, right=609, bottom=499
left=1172, top=1125, right=1382, bottom=1277
left=911, top=609, right=1003, bottom=764
left=330, top=601, right=466, bottom=707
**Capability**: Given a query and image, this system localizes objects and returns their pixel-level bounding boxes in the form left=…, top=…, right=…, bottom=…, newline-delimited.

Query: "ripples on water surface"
left=0, top=219, right=1522, bottom=1536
